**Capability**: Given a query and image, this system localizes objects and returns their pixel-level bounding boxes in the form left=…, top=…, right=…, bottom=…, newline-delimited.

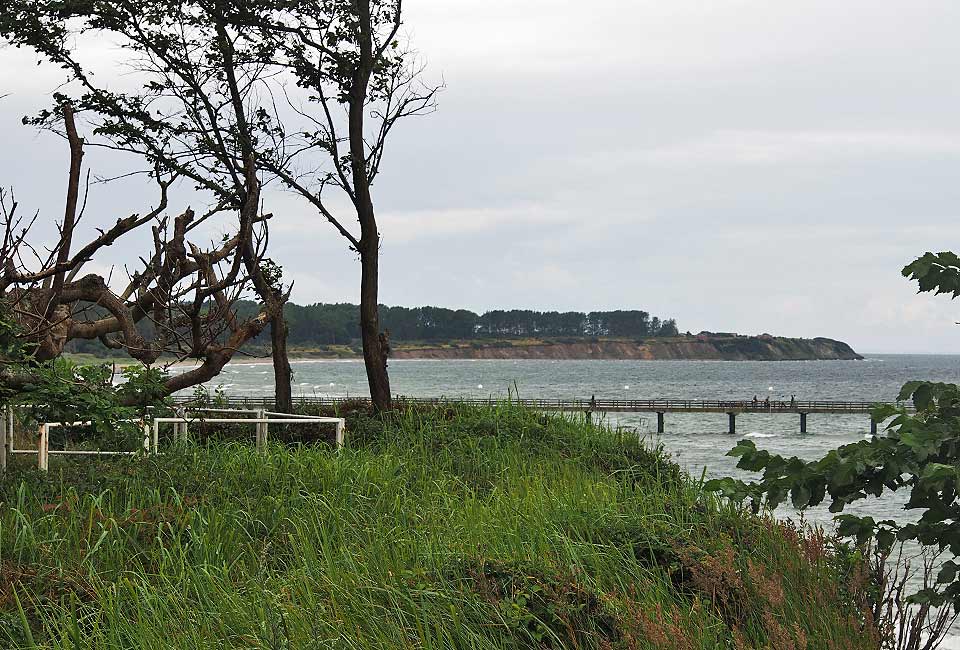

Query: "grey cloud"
left=4, top=1, right=960, bottom=353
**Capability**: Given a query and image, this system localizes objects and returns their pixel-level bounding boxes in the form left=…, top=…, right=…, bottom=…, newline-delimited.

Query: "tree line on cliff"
left=247, top=302, right=680, bottom=344
left=61, top=303, right=679, bottom=355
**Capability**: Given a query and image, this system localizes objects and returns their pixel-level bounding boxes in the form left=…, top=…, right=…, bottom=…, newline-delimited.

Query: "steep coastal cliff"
left=388, top=335, right=862, bottom=361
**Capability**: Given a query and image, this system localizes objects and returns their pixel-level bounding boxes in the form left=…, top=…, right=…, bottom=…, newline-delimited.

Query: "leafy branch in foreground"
left=904, top=252, right=960, bottom=299
left=0, top=301, right=170, bottom=447
left=707, top=252, right=960, bottom=613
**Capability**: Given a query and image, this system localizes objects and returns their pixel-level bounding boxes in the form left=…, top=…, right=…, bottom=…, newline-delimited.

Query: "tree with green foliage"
left=227, top=0, right=440, bottom=411
left=1, top=0, right=441, bottom=413
left=0, top=0, right=299, bottom=410
left=706, top=251, right=960, bottom=628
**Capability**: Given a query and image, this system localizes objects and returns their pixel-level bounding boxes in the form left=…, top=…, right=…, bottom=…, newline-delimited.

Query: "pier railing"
left=171, top=395, right=903, bottom=415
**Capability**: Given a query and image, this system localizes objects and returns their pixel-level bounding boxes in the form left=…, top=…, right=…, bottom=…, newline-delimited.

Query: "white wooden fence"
left=0, top=406, right=345, bottom=472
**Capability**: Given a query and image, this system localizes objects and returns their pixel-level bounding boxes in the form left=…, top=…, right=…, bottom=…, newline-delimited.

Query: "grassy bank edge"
left=0, top=402, right=878, bottom=649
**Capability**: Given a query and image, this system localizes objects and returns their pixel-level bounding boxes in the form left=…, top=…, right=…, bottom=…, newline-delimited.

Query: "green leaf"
left=790, top=483, right=811, bottom=509
left=875, top=528, right=896, bottom=552
left=898, top=381, right=926, bottom=401
left=937, top=561, right=958, bottom=584
left=908, top=588, right=947, bottom=608
left=920, top=463, right=956, bottom=482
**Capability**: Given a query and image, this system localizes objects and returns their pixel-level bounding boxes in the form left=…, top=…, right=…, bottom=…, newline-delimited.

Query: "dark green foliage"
left=904, top=252, right=960, bottom=298
left=0, top=302, right=170, bottom=446
left=65, top=301, right=681, bottom=357
left=255, top=301, right=679, bottom=345
left=707, top=251, right=960, bottom=611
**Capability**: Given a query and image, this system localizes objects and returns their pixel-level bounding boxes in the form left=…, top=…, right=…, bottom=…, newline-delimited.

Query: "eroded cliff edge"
left=388, top=335, right=862, bottom=361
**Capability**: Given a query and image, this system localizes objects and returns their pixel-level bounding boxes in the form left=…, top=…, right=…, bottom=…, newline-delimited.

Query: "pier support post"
left=727, top=412, right=736, bottom=435
left=657, top=412, right=665, bottom=434
left=800, top=412, right=807, bottom=434
left=870, top=418, right=877, bottom=436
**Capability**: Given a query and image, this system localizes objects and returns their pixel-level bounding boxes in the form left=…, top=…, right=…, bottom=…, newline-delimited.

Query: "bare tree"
left=867, top=541, right=958, bottom=650
left=0, top=105, right=278, bottom=400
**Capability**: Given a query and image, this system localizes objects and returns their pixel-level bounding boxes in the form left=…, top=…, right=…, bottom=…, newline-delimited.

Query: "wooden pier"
left=175, top=396, right=905, bottom=435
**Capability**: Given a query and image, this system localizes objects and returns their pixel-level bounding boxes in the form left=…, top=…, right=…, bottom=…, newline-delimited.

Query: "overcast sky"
left=2, top=1, right=960, bottom=354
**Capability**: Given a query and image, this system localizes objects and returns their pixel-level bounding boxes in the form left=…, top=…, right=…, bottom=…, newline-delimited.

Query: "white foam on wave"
left=290, top=358, right=362, bottom=365
left=746, top=432, right=777, bottom=438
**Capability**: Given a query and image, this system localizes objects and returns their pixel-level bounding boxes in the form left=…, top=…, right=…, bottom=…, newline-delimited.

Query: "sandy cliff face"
left=389, top=337, right=862, bottom=361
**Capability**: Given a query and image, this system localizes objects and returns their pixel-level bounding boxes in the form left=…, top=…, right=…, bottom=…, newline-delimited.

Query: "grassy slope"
left=0, top=404, right=876, bottom=649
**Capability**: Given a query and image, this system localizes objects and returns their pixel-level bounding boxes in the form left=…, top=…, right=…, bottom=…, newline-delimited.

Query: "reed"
left=0, top=402, right=876, bottom=648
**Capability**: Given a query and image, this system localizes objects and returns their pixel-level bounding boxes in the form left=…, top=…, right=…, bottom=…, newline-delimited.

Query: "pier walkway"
left=176, top=396, right=906, bottom=435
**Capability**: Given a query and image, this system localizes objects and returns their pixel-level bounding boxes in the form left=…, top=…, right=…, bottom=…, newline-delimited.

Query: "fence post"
left=335, top=418, right=345, bottom=450
left=142, top=421, right=151, bottom=454
left=38, top=424, right=48, bottom=471
left=152, top=419, right=160, bottom=453
left=6, top=407, right=13, bottom=457
left=176, top=407, right=187, bottom=444
left=0, top=406, right=6, bottom=473
left=256, top=409, right=267, bottom=454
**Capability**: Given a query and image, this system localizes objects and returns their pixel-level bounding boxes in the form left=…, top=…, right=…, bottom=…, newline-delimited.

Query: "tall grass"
left=0, top=402, right=876, bottom=649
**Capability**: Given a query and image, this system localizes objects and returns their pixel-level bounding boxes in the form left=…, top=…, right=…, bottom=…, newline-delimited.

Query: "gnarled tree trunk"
left=270, top=312, right=293, bottom=412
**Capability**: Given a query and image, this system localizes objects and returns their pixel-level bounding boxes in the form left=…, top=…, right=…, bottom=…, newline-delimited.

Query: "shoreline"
left=70, top=335, right=865, bottom=366
left=78, top=351, right=871, bottom=369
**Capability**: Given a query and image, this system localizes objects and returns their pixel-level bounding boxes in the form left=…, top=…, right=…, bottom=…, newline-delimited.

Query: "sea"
left=177, top=353, right=960, bottom=645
